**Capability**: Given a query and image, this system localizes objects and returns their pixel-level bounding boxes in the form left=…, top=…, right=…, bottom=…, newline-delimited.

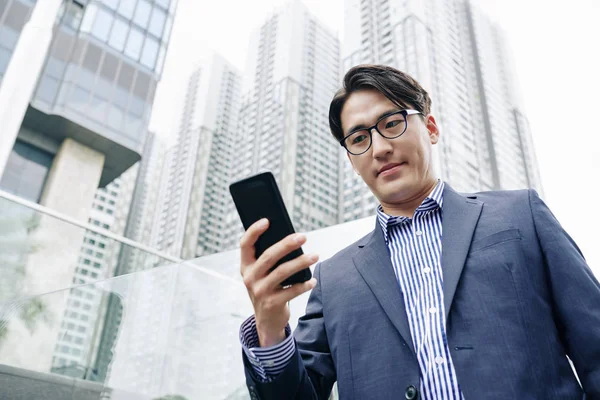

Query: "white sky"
left=150, top=0, right=600, bottom=275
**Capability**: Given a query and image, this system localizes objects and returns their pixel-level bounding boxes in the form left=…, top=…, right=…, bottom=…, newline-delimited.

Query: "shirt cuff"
left=239, top=315, right=296, bottom=382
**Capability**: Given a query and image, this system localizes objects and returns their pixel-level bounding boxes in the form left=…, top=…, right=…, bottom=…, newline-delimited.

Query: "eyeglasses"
left=339, top=109, right=421, bottom=155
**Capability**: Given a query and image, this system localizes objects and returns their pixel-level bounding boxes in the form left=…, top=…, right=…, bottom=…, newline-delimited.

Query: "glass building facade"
left=0, top=0, right=177, bottom=190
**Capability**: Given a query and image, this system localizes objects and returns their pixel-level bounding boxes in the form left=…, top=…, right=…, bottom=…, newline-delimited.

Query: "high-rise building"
left=340, top=0, right=542, bottom=222
left=0, top=0, right=177, bottom=377
left=0, top=0, right=176, bottom=214
left=227, top=0, right=341, bottom=242
left=151, top=53, right=242, bottom=259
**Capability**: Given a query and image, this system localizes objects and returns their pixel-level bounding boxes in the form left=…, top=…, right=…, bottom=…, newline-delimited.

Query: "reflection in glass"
left=91, top=6, right=113, bottom=42
left=148, top=7, right=167, bottom=38
left=133, top=0, right=152, bottom=29
left=140, top=36, right=159, bottom=69
left=117, top=0, right=137, bottom=19
left=124, top=27, right=144, bottom=61
left=108, top=16, right=129, bottom=52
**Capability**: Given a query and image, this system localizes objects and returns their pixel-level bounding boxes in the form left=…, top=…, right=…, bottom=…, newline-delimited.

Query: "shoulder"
left=462, top=188, right=533, bottom=210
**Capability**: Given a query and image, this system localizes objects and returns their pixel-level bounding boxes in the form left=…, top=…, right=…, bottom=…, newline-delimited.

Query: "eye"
left=385, top=120, right=402, bottom=129
left=352, top=134, right=368, bottom=144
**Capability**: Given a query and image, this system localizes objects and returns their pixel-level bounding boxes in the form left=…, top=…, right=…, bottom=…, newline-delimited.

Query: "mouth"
left=377, top=162, right=407, bottom=177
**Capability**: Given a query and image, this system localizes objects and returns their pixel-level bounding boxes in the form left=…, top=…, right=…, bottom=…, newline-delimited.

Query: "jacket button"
left=405, top=385, right=419, bottom=400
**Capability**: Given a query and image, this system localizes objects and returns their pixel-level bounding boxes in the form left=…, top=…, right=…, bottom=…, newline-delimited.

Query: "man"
left=238, top=65, right=600, bottom=399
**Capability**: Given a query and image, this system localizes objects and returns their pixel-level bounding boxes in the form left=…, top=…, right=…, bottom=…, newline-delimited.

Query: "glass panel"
left=124, top=26, right=143, bottom=61
left=108, top=105, right=124, bottom=130
left=0, top=194, right=174, bottom=303
left=36, top=75, right=59, bottom=104
left=108, top=16, right=129, bottom=52
left=89, top=95, right=108, bottom=121
left=140, top=36, right=158, bottom=69
left=128, top=95, right=144, bottom=117
left=68, top=86, right=90, bottom=108
left=155, top=0, right=169, bottom=10
left=91, top=6, right=113, bottom=42
left=79, top=3, right=97, bottom=33
left=0, top=140, right=53, bottom=203
left=113, top=86, right=129, bottom=110
left=148, top=6, right=166, bottom=38
left=101, top=0, right=119, bottom=10
left=0, top=263, right=251, bottom=398
left=133, top=0, right=151, bottom=29
left=117, top=0, right=137, bottom=19
left=0, top=25, right=19, bottom=49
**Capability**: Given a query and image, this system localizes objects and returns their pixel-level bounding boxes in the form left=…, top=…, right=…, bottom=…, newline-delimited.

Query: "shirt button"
left=415, top=230, right=423, bottom=236
left=422, top=267, right=431, bottom=274
left=429, top=307, right=438, bottom=314
left=435, top=356, right=445, bottom=365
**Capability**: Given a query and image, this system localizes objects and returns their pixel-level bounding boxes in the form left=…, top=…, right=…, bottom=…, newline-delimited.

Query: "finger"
left=265, top=253, right=319, bottom=288
left=254, top=233, right=307, bottom=277
left=273, top=278, right=317, bottom=304
left=240, top=218, right=270, bottom=269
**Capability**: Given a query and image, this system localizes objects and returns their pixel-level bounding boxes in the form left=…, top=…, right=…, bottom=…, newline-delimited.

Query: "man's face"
left=341, top=89, right=439, bottom=205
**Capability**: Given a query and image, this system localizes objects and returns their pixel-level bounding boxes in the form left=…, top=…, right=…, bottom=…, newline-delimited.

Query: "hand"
left=240, top=218, right=318, bottom=347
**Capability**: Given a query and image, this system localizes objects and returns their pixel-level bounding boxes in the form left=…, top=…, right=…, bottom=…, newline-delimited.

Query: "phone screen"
left=230, top=172, right=310, bottom=285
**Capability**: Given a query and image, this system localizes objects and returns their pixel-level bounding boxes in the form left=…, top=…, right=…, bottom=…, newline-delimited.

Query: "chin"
left=375, top=178, right=417, bottom=201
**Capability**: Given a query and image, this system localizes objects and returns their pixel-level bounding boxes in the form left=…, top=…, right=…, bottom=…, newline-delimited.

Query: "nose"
left=370, top=128, right=393, bottom=159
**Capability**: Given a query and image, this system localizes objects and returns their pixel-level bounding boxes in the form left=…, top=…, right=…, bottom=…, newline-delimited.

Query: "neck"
left=380, top=179, right=438, bottom=218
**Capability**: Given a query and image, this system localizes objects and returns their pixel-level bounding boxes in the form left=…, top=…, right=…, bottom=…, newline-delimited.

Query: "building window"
left=133, top=0, right=152, bottom=29
left=125, top=27, right=144, bottom=60
left=91, top=6, right=113, bottom=42
left=0, top=140, right=53, bottom=203
left=108, top=16, right=129, bottom=52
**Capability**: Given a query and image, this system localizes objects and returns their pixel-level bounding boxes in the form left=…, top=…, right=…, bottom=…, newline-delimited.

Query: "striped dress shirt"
left=240, top=181, right=464, bottom=398
left=376, top=181, right=464, bottom=399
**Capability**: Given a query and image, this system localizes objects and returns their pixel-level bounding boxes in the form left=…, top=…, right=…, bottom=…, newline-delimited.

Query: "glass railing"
left=0, top=262, right=252, bottom=400
left=0, top=190, right=176, bottom=303
left=0, top=211, right=376, bottom=399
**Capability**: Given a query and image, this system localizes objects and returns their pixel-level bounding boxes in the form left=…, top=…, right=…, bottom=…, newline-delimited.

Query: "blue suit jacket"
left=244, top=186, right=600, bottom=399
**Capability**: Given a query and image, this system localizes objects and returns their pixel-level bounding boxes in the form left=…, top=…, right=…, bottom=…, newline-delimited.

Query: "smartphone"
left=229, top=171, right=312, bottom=286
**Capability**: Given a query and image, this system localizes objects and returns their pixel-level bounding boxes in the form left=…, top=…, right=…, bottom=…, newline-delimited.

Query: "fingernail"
left=258, top=218, right=268, bottom=227
left=295, top=234, right=306, bottom=243
left=309, top=254, right=319, bottom=262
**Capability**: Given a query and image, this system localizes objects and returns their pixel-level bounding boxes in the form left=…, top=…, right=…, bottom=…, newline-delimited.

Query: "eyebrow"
left=346, top=108, right=402, bottom=136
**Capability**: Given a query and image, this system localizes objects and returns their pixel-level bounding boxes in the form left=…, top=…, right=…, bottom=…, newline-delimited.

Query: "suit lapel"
left=352, top=222, right=416, bottom=355
left=441, top=185, right=483, bottom=321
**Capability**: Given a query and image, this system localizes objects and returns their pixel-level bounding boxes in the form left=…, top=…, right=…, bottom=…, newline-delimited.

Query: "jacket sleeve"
left=529, top=189, right=600, bottom=395
left=243, top=262, right=336, bottom=400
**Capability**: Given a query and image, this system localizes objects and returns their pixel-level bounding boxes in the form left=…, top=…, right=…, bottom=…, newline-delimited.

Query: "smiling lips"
left=377, top=162, right=406, bottom=177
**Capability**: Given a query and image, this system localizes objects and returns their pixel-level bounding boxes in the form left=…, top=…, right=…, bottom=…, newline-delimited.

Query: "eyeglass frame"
left=338, top=109, right=422, bottom=155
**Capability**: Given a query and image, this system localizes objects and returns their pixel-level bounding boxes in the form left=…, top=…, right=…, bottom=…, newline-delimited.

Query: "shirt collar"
left=376, top=180, right=445, bottom=243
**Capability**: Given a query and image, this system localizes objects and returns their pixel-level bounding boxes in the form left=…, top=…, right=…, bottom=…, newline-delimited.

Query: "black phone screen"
left=230, top=172, right=310, bottom=285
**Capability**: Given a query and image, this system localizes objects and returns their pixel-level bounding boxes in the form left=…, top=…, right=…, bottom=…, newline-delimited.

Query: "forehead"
left=340, top=89, right=399, bottom=133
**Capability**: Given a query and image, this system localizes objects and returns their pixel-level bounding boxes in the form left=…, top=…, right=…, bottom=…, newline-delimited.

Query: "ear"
left=346, top=152, right=360, bottom=176
left=425, top=115, right=440, bottom=144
